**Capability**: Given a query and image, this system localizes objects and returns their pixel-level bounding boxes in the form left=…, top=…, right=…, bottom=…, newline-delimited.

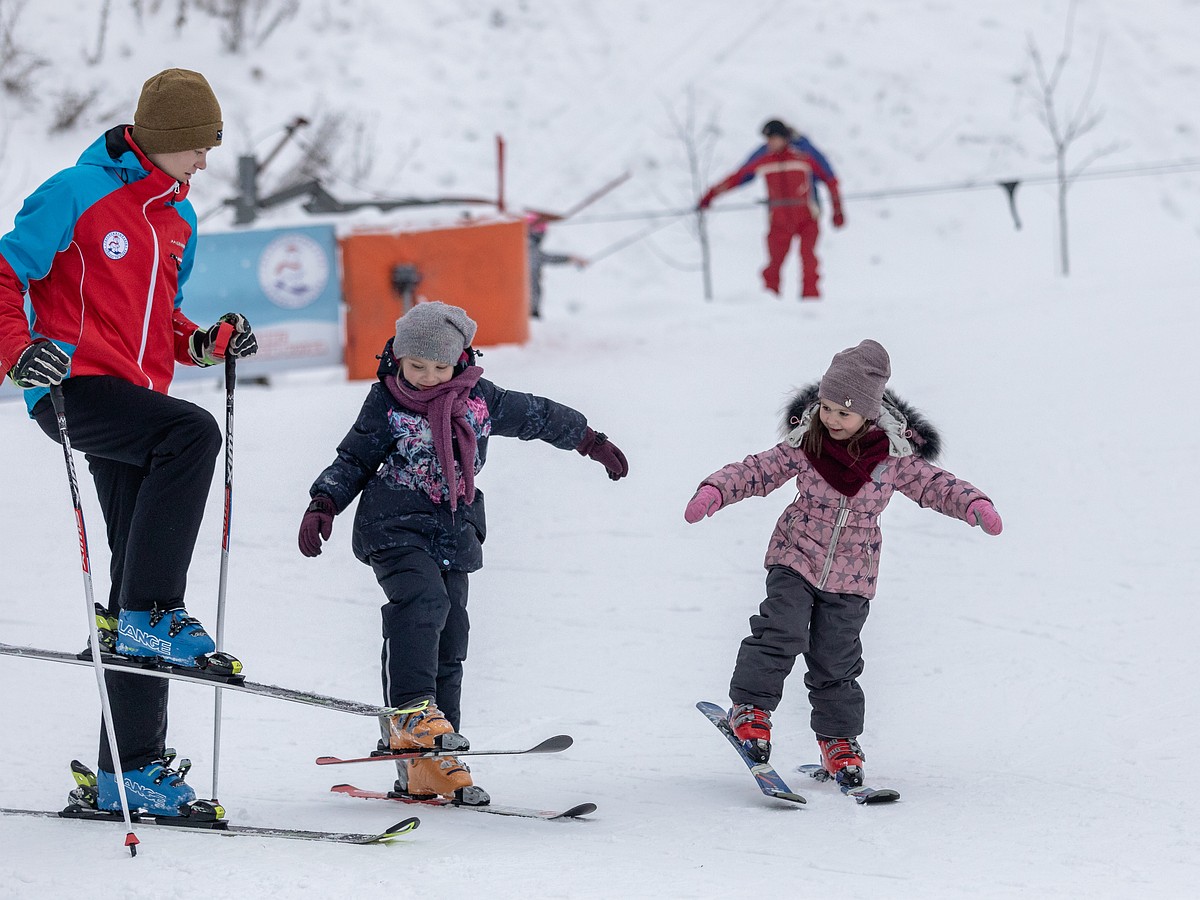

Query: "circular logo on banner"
left=103, top=231, right=129, bottom=260
left=257, top=234, right=330, bottom=310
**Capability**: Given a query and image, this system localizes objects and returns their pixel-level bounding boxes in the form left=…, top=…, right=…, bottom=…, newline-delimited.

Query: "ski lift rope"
left=555, top=156, right=1200, bottom=227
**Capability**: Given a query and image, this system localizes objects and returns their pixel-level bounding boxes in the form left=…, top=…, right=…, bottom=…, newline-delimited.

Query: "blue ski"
left=797, top=764, right=900, bottom=804
left=696, top=701, right=805, bottom=805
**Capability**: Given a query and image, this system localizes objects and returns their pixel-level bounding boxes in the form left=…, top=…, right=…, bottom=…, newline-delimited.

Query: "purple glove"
left=576, top=427, right=628, bottom=481
left=299, top=494, right=337, bottom=557
left=684, top=485, right=722, bottom=524
left=967, top=499, right=1003, bottom=536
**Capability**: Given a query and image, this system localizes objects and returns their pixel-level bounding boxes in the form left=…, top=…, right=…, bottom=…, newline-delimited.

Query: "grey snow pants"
left=729, top=565, right=870, bottom=739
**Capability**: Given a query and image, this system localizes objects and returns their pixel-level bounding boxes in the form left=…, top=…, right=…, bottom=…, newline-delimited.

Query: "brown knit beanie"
left=819, top=339, right=891, bottom=419
left=132, top=68, right=223, bottom=155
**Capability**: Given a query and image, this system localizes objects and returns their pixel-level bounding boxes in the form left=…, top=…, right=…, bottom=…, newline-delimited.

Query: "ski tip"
left=554, top=802, right=598, bottom=819
left=381, top=817, right=421, bottom=839
left=768, top=790, right=807, bottom=804
left=329, top=784, right=355, bottom=793
left=854, top=789, right=901, bottom=805
left=314, top=756, right=339, bottom=766
left=531, top=734, right=574, bottom=753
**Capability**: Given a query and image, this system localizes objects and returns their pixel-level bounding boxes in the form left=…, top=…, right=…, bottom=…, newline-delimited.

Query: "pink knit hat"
left=819, top=339, right=891, bottom=419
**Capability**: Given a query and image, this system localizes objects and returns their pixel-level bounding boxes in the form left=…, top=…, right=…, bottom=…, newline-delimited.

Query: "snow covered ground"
left=2, top=2, right=1199, bottom=897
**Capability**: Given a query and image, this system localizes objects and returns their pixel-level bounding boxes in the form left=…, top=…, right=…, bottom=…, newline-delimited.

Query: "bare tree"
left=191, top=0, right=299, bottom=52
left=1022, top=0, right=1119, bottom=276
left=50, top=88, right=101, bottom=132
left=0, top=0, right=48, bottom=98
left=665, top=87, right=721, bottom=300
left=84, top=0, right=113, bottom=65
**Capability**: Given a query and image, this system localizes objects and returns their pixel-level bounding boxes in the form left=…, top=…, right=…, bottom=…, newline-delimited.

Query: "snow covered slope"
left=1, top=2, right=1198, bottom=897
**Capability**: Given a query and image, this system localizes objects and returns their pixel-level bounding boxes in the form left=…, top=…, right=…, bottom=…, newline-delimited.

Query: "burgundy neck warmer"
left=384, top=366, right=484, bottom=510
left=803, top=428, right=890, bottom=497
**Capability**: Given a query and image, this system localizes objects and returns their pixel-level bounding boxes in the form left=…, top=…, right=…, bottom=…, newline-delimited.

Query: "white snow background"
left=1, top=1, right=1199, bottom=897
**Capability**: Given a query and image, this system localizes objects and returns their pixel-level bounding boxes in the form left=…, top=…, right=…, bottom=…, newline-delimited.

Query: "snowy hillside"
left=2, top=2, right=1199, bottom=898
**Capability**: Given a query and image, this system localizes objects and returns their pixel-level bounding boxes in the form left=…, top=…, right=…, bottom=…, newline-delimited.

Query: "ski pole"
left=48, top=384, right=140, bottom=856
left=211, top=354, right=235, bottom=799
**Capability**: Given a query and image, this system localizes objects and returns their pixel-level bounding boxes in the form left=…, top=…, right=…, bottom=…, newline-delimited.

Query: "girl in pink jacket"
left=684, top=339, right=1002, bottom=786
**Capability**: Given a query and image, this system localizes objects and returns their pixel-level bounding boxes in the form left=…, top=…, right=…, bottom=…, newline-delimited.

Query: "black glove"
left=219, top=312, right=258, bottom=359
left=189, top=313, right=258, bottom=366
left=8, top=339, right=70, bottom=388
left=575, top=427, right=629, bottom=481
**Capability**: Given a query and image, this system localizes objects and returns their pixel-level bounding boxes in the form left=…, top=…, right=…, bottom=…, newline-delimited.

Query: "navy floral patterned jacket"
left=309, top=339, right=587, bottom=572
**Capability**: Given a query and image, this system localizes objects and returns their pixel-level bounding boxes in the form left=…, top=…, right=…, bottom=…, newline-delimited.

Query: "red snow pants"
left=762, top=215, right=821, bottom=297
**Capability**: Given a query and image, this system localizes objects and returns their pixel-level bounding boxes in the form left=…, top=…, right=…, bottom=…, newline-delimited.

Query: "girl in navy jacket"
left=299, top=301, right=626, bottom=803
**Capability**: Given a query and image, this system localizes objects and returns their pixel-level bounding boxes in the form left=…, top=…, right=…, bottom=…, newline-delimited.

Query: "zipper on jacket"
left=134, top=182, right=179, bottom=388
left=816, top=495, right=850, bottom=590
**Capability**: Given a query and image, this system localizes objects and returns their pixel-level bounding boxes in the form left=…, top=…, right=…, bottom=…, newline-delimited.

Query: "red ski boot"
left=817, top=736, right=865, bottom=786
left=729, top=703, right=772, bottom=762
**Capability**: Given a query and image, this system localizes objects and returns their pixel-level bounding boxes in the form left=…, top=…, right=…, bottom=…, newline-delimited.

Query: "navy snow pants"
left=729, top=565, right=870, bottom=739
left=34, top=375, right=221, bottom=771
left=370, top=545, right=470, bottom=731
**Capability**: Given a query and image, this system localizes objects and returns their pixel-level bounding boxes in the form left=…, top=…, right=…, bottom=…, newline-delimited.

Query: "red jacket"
left=703, top=146, right=841, bottom=223
left=0, top=127, right=203, bottom=409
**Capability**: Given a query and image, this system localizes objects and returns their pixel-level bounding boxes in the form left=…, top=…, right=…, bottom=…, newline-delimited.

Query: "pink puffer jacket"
left=699, top=413, right=988, bottom=599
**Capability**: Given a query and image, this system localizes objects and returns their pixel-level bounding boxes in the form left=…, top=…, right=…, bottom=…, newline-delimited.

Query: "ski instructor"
left=0, top=68, right=258, bottom=816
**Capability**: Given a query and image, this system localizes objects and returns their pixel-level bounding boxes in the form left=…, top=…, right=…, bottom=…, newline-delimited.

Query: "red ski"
left=331, top=784, right=595, bottom=820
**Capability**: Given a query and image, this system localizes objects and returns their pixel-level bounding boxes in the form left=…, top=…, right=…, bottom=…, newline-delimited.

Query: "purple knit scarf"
left=803, top=428, right=890, bottom=497
left=384, top=366, right=484, bottom=510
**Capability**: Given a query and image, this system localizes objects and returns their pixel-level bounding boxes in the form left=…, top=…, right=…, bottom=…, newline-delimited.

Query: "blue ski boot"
left=96, top=753, right=201, bottom=817
left=116, top=607, right=240, bottom=673
left=72, top=756, right=222, bottom=820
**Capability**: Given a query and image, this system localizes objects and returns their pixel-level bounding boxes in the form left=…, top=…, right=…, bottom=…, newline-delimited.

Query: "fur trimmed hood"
left=781, top=383, right=942, bottom=461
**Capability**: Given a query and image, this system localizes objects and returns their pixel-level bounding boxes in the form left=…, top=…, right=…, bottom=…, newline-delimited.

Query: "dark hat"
left=393, top=301, right=477, bottom=365
left=761, top=119, right=792, bottom=139
left=132, top=68, right=223, bottom=155
left=819, top=340, right=892, bottom=420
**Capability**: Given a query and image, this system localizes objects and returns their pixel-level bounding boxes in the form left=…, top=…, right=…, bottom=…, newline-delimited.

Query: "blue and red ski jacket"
left=704, top=136, right=840, bottom=221
left=0, top=126, right=205, bottom=413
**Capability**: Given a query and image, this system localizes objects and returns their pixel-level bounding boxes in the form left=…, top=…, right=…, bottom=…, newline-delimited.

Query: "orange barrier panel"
left=341, top=219, right=529, bottom=380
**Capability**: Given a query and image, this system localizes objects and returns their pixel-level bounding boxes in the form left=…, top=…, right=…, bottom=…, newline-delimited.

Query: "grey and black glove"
left=8, top=339, right=70, bottom=388
left=189, top=312, right=258, bottom=367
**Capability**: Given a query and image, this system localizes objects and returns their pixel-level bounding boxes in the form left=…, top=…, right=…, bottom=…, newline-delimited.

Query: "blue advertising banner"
left=175, top=224, right=343, bottom=380
left=0, top=224, right=342, bottom=404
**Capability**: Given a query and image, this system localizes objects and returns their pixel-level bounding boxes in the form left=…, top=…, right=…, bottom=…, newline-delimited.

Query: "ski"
left=0, top=805, right=419, bottom=845
left=316, top=734, right=573, bottom=766
left=330, top=784, right=596, bottom=820
left=797, top=764, right=901, bottom=804
left=696, top=701, right=805, bottom=805
left=0, top=641, right=421, bottom=718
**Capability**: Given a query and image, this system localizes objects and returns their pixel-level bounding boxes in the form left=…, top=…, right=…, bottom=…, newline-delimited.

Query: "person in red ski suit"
left=698, top=119, right=844, bottom=299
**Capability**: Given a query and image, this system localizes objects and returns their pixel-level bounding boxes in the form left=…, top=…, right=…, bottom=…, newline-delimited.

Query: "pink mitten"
left=684, top=485, right=723, bottom=524
left=967, top=499, right=1003, bottom=536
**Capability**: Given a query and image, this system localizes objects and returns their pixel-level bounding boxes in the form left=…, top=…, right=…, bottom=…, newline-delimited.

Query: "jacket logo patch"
left=103, top=231, right=129, bottom=260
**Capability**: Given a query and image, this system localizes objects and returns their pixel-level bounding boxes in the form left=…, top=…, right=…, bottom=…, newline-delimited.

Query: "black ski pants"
left=729, top=565, right=871, bottom=740
left=34, top=375, right=221, bottom=771
left=370, top=546, right=470, bottom=731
